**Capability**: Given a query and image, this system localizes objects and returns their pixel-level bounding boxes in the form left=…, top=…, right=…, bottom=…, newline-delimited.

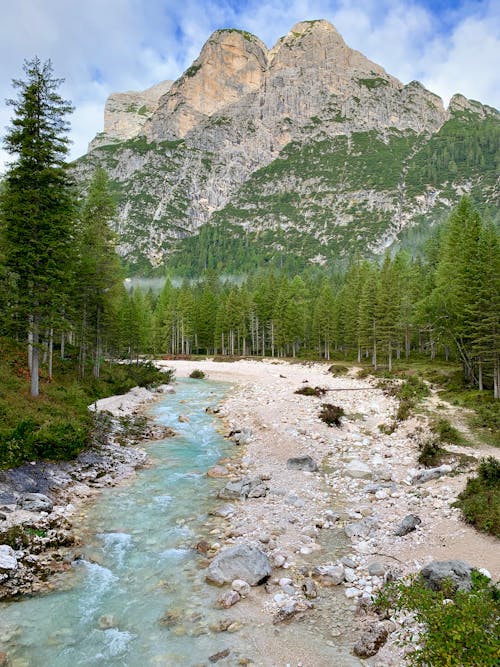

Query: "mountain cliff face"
left=76, top=20, right=499, bottom=273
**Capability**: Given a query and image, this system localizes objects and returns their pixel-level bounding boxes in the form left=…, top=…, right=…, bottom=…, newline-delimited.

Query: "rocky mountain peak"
left=448, top=93, right=498, bottom=119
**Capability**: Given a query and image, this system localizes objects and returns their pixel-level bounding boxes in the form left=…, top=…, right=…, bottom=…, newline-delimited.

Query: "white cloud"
left=0, top=0, right=498, bottom=173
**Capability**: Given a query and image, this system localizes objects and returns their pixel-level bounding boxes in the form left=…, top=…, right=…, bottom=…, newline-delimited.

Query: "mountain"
left=76, top=20, right=500, bottom=274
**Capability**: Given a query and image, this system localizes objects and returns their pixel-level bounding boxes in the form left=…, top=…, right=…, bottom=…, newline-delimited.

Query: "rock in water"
left=286, top=456, right=318, bottom=472
left=394, top=514, right=421, bottom=536
left=420, top=560, right=473, bottom=592
left=205, top=543, right=272, bottom=586
left=18, top=493, right=53, bottom=512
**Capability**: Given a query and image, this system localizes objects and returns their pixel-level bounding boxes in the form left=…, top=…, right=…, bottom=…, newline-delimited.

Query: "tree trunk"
left=48, top=328, right=53, bottom=381
left=60, top=331, right=65, bottom=360
left=477, top=357, right=483, bottom=391
left=30, top=318, right=39, bottom=398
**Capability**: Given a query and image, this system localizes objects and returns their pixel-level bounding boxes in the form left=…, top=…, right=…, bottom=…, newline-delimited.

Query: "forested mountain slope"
left=76, top=20, right=499, bottom=274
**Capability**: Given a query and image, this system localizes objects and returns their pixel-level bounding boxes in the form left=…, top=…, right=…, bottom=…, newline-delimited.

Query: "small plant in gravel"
left=454, top=456, right=500, bottom=537
left=418, top=436, right=446, bottom=467
left=189, top=369, right=206, bottom=379
left=294, top=386, right=326, bottom=397
left=328, top=365, right=348, bottom=376
left=319, top=403, right=344, bottom=427
left=376, top=571, right=500, bottom=667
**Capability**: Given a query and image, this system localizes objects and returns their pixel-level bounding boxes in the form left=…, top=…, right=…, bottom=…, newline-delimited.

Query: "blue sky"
left=0, top=0, right=498, bottom=171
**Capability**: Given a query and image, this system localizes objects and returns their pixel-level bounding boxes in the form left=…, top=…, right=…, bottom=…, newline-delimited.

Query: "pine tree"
left=0, top=58, right=75, bottom=396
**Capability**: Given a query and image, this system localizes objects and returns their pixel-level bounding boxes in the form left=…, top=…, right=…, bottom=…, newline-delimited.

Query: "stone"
left=344, top=517, right=377, bottom=539
left=0, top=652, right=9, bottom=666
left=216, top=589, right=241, bottom=608
left=228, top=428, right=253, bottom=446
left=313, top=564, right=345, bottom=585
left=286, top=456, right=318, bottom=472
left=345, top=587, right=361, bottom=599
left=208, top=648, right=230, bottom=663
left=98, top=614, right=118, bottom=629
left=210, top=504, right=236, bottom=518
left=368, top=562, right=386, bottom=577
left=178, top=415, right=190, bottom=423
left=18, top=493, right=53, bottom=512
left=394, top=514, right=421, bottom=536
left=205, top=543, right=272, bottom=586
left=0, top=545, right=18, bottom=571
left=231, top=579, right=251, bottom=596
left=217, top=477, right=269, bottom=501
left=353, top=622, right=389, bottom=658
left=411, top=465, right=452, bottom=484
left=345, top=460, right=372, bottom=479
left=420, top=560, right=474, bottom=592
left=302, top=578, right=317, bottom=599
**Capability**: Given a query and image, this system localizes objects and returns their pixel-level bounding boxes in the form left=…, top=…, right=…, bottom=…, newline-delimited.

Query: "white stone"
left=345, top=460, right=372, bottom=479
left=345, top=587, right=361, bottom=598
left=0, top=545, right=18, bottom=571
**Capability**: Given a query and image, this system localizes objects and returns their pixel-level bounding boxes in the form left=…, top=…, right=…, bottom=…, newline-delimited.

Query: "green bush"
left=454, top=457, right=500, bottom=537
left=431, top=417, right=465, bottom=444
left=189, top=369, right=206, bottom=379
left=319, top=403, right=344, bottom=427
left=295, top=386, right=326, bottom=396
left=376, top=572, right=500, bottom=667
left=418, top=436, right=446, bottom=467
left=328, top=365, right=348, bottom=376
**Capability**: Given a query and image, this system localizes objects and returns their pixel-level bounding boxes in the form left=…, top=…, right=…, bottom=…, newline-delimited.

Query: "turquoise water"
left=0, top=379, right=242, bottom=666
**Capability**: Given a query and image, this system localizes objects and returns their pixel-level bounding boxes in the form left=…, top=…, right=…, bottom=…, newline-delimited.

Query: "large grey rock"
left=217, top=477, right=269, bottom=500
left=420, top=560, right=473, bottom=592
left=18, top=492, right=53, bottom=512
left=411, top=465, right=452, bottom=484
left=394, top=514, right=421, bottom=536
left=0, top=545, right=18, bottom=571
left=286, top=455, right=318, bottom=472
left=205, top=543, right=272, bottom=586
left=313, top=564, right=345, bottom=585
left=344, top=517, right=378, bottom=539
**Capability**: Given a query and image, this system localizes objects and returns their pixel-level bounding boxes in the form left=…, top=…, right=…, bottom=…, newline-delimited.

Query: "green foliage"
left=418, top=436, right=446, bottom=467
left=294, top=386, right=326, bottom=396
left=328, top=365, right=348, bottom=376
left=184, top=64, right=201, bottom=78
left=357, top=76, right=389, bottom=89
left=189, top=369, right=205, bottom=379
left=319, top=403, right=344, bottom=427
left=376, top=572, right=500, bottom=667
left=430, top=417, right=465, bottom=445
left=454, top=457, right=500, bottom=536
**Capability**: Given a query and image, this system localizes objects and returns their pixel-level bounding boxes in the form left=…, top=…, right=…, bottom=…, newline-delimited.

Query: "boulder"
left=344, top=517, right=377, bottom=539
left=215, top=589, right=241, bottom=608
left=353, top=622, right=389, bottom=658
left=368, top=562, right=386, bottom=577
left=228, top=428, right=252, bottom=446
left=345, top=460, right=372, bottom=479
left=18, top=492, right=53, bottom=512
left=313, top=564, right=345, bottom=585
left=205, top=543, right=272, bottom=586
left=420, top=560, right=473, bottom=592
left=0, top=545, right=18, bottom=571
left=231, top=579, right=251, bottom=596
left=394, top=514, right=421, bottom=536
left=286, top=456, right=318, bottom=472
left=411, top=465, right=452, bottom=484
left=217, top=477, right=269, bottom=500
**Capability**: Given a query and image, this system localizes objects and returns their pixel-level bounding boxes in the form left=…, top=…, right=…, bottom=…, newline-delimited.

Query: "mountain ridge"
left=77, top=19, right=499, bottom=273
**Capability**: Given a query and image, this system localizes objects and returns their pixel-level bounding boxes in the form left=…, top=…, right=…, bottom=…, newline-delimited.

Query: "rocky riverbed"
left=1, top=360, right=498, bottom=666
left=160, top=359, right=499, bottom=666
left=0, top=384, right=174, bottom=601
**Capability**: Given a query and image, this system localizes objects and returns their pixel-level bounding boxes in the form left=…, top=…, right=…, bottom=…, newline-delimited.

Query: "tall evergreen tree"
left=0, top=58, right=75, bottom=396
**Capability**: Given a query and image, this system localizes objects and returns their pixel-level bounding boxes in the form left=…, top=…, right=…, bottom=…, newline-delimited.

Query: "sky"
left=0, top=0, right=498, bottom=172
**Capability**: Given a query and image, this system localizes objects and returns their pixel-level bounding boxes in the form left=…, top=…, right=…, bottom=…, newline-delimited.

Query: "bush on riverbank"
left=189, top=369, right=206, bottom=379
left=454, top=457, right=500, bottom=537
left=319, top=403, right=344, bottom=426
left=376, top=571, right=500, bottom=667
left=295, top=385, right=326, bottom=396
left=0, top=338, right=172, bottom=469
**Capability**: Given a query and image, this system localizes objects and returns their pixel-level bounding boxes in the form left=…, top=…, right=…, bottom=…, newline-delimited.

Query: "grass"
left=454, top=457, right=500, bottom=537
left=376, top=571, right=500, bottom=667
left=0, top=337, right=171, bottom=469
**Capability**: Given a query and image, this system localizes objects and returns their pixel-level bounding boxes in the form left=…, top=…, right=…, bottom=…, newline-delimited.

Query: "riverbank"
left=161, top=358, right=499, bottom=665
left=0, top=383, right=173, bottom=600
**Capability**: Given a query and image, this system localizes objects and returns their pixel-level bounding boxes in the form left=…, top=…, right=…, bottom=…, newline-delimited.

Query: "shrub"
left=376, top=572, right=500, bottom=667
left=189, top=369, right=206, bottom=379
left=295, top=386, right=326, bottom=396
left=418, top=436, right=446, bottom=467
left=328, top=365, right=348, bottom=376
left=431, top=417, right=464, bottom=444
left=454, top=457, right=500, bottom=537
left=319, top=403, right=344, bottom=427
